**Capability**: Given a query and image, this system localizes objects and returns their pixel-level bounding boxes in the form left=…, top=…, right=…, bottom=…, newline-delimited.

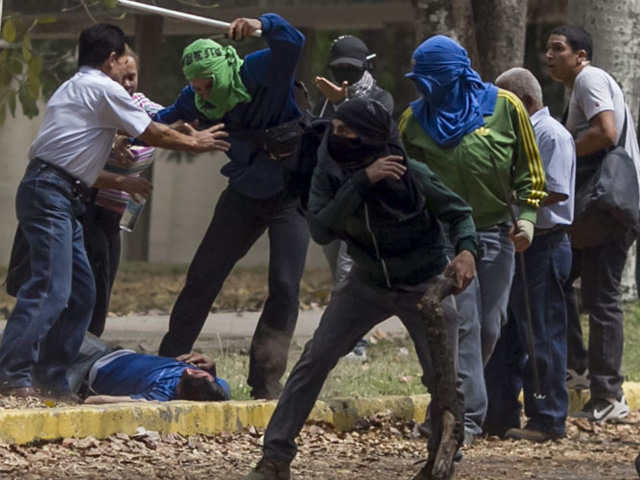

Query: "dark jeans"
left=81, top=203, right=122, bottom=337
left=158, top=186, right=309, bottom=395
left=485, top=230, right=571, bottom=436
left=0, top=161, right=95, bottom=393
left=566, top=229, right=636, bottom=399
left=262, top=270, right=460, bottom=462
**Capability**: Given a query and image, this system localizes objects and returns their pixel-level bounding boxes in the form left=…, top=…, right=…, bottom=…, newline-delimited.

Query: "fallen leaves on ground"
left=0, top=412, right=637, bottom=479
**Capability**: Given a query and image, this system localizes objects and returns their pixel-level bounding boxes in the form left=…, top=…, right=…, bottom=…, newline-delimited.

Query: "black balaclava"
left=330, top=98, right=422, bottom=215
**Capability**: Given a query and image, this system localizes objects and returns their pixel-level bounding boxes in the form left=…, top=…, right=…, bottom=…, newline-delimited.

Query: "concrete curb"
left=0, top=383, right=638, bottom=445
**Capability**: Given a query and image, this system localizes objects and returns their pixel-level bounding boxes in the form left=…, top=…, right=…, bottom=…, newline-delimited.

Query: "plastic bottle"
left=119, top=194, right=146, bottom=232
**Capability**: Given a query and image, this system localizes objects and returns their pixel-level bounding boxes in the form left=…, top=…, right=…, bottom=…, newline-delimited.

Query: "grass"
left=1, top=263, right=640, bottom=397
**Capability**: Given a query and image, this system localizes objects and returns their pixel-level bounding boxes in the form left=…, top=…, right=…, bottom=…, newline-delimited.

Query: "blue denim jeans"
left=0, top=161, right=95, bottom=393
left=485, top=230, right=572, bottom=436
left=454, top=224, right=515, bottom=435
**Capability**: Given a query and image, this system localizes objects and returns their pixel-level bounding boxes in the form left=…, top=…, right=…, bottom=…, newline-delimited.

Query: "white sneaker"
left=566, top=368, right=590, bottom=390
left=345, top=349, right=367, bottom=362
left=576, top=396, right=630, bottom=422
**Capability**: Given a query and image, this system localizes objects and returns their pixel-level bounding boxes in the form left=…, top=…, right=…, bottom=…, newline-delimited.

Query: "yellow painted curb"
left=1, top=382, right=638, bottom=445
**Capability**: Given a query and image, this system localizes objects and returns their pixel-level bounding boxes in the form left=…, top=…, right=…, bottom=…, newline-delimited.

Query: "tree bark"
left=569, top=0, right=640, bottom=299
left=473, top=0, right=528, bottom=82
left=409, top=0, right=480, bottom=74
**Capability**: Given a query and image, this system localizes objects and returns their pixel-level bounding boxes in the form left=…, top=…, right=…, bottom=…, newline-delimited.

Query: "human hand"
left=120, top=176, right=153, bottom=200
left=177, top=352, right=217, bottom=376
left=113, top=135, right=134, bottom=167
left=315, top=76, right=348, bottom=103
left=228, top=17, right=262, bottom=40
left=171, top=120, right=200, bottom=136
left=365, top=155, right=406, bottom=183
left=193, top=123, right=230, bottom=153
left=443, top=250, right=476, bottom=294
left=510, top=219, right=534, bottom=252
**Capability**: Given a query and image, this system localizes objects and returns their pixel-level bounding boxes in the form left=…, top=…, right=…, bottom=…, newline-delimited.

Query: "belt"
left=33, top=158, right=93, bottom=202
left=534, top=225, right=566, bottom=237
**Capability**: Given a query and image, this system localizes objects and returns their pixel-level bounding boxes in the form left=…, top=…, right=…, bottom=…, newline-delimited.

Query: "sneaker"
left=241, top=457, right=291, bottom=480
left=566, top=368, right=590, bottom=390
left=504, top=427, right=563, bottom=443
left=345, top=346, right=367, bottom=362
left=576, top=396, right=630, bottom=422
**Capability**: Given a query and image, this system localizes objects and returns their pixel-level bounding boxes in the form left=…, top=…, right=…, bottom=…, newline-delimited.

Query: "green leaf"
left=22, top=36, right=32, bottom=61
left=103, top=0, right=118, bottom=8
left=0, top=104, right=6, bottom=126
left=2, top=19, right=17, bottom=43
left=36, top=16, right=57, bottom=25
left=27, top=55, right=43, bottom=82
left=0, top=67, right=11, bottom=87
left=0, top=50, right=7, bottom=64
left=27, top=79, right=40, bottom=100
left=8, top=57, right=23, bottom=76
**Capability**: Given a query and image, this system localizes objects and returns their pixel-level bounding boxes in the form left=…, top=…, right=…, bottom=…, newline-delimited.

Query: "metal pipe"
left=116, top=0, right=262, bottom=37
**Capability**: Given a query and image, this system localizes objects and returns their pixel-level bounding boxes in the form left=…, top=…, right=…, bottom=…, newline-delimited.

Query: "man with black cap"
left=313, top=35, right=394, bottom=361
left=241, top=97, right=477, bottom=480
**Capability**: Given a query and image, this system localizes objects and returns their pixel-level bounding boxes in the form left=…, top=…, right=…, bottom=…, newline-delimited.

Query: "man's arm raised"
left=138, top=122, right=230, bottom=153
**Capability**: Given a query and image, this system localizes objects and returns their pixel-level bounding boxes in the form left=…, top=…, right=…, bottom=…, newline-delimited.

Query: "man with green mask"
left=155, top=14, right=309, bottom=400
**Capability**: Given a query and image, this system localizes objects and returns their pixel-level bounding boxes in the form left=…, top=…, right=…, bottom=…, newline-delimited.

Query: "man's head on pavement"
left=546, top=25, right=592, bottom=86
left=175, top=368, right=230, bottom=401
left=181, top=38, right=251, bottom=119
left=78, top=23, right=130, bottom=84
left=495, top=67, right=543, bottom=117
left=328, top=35, right=373, bottom=86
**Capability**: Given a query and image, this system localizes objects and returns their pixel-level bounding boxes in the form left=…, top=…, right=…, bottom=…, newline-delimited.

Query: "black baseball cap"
left=329, top=35, right=375, bottom=69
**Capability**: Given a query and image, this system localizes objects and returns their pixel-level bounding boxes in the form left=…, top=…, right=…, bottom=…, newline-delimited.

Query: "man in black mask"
left=313, top=35, right=394, bottom=361
left=241, top=98, right=477, bottom=480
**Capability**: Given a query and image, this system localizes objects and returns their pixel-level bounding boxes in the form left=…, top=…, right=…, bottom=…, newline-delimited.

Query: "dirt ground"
left=0, top=413, right=638, bottom=480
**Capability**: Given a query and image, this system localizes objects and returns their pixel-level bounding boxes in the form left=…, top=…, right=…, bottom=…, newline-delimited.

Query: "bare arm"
left=541, top=191, right=568, bottom=207
left=138, top=122, right=230, bottom=153
left=83, top=395, right=148, bottom=405
left=575, top=110, right=617, bottom=156
left=92, top=171, right=153, bottom=200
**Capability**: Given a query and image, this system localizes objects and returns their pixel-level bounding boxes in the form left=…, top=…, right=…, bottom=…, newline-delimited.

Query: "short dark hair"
left=78, top=23, right=126, bottom=68
left=176, top=375, right=227, bottom=402
left=551, top=25, right=593, bottom=61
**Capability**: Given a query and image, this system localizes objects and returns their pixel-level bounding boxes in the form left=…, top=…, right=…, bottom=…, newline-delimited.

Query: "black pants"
left=81, top=202, right=122, bottom=337
left=158, top=187, right=310, bottom=396
left=262, top=270, right=460, bottom=462
left=566, top=229, right=636, bottom=399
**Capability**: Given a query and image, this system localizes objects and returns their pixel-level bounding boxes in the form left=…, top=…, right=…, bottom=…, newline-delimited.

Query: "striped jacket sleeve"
left=499, top=89, right=547, bottom=222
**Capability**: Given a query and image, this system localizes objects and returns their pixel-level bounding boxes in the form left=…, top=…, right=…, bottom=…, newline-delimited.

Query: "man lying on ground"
left=67, top=334, right=230, bottom=404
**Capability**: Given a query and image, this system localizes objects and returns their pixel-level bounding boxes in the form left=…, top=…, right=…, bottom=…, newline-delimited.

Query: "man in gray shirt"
left=546, top=24, right=640, bottom=422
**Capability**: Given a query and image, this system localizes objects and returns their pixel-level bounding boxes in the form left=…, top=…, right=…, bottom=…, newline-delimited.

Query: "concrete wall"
left=0, top=119, right=326, bottom=268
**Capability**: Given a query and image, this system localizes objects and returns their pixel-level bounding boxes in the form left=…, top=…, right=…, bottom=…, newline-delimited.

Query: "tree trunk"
left=472, top=0, right=528, bottom=82
left=122, top=14, right=164, bottom=262
left=569, top=0, right=640, bottom=299
left=409, top=0, right=480, bottom=73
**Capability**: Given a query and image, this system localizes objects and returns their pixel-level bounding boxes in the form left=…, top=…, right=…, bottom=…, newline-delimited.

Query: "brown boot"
left=241, top=457, right=291, bottom=480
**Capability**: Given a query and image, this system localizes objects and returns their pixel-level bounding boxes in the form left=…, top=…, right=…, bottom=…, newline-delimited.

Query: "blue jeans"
left=0, top=161, right=95, bottom=393
left=485, top=230, right=572, bottom=436
left=454, top=225, right=515, bottom=435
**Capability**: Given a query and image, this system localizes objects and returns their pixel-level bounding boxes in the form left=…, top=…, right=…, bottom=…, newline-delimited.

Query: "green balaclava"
left=181, top=38, right=251, bottom=119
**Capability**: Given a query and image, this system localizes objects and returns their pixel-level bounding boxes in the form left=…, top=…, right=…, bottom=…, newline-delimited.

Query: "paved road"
left=0, top=310, right=408, bottom=353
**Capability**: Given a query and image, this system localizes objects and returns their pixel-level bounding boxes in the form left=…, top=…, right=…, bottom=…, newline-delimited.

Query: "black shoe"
left=635, top=450, right=640, bottom=476
left=504, top=428, right=563, bottom=443
left=241, top=457, right=291, bottom=480
left=250, top=383, right=283, bottom=400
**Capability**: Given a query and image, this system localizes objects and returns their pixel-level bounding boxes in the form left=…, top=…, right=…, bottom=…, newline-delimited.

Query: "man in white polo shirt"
left=0, top=23, right=229, bottom=400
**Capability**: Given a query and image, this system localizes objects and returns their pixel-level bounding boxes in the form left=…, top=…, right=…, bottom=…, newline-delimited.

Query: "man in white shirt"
left=545, top=24, right=639, bottom=422
left=484, top=67, right=576, bottom=442
left=0, top=23, right=229, bottom=401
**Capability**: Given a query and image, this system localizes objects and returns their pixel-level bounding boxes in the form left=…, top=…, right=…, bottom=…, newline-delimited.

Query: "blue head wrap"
left=406, top=35, right=498, bottom=148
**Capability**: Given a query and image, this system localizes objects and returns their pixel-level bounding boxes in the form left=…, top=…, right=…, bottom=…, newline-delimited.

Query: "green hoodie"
left=399, top=89, right=546, bottom=230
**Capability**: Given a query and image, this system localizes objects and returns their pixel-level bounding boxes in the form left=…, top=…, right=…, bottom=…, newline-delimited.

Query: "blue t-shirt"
left=154, top=13, right=304, bottom=199
left=91, top=352, right=230, bottom=402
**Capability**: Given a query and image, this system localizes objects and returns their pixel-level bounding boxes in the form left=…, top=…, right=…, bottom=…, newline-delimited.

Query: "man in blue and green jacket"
left=242, top=98, right=477, bottom=480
